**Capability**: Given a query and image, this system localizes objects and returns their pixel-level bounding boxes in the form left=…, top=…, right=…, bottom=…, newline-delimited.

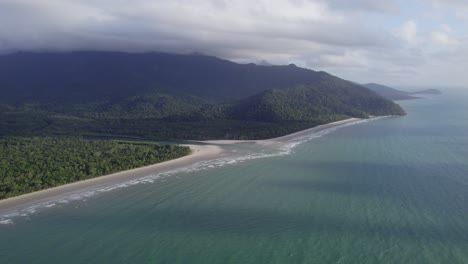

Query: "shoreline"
left=0, top=144, right=224, bottom=214
left=201, top=118, right=362, bottom=146
left=0, top=117, right=364, bottom=215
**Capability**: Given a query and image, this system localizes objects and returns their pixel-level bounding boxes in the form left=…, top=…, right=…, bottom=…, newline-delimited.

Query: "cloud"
left=0, top=0, right=399, bottom=55
left=304, top=49, right=370, bottom=69
left=432, top=0, right=468, bottom=9
left=0, top=0, right=402, bottom=76
left=432, top=0, right=468, bottom=21
left=0, top=0, right=467, bottom=87
left=431, top=31, right=460, bottom=46
left=398, top=20, right=419, bottom=45
left=326, top=0, right=399, bottom=13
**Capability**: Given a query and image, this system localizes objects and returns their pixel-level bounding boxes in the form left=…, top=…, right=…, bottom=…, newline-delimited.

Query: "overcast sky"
left=1, top=0, right=467, bottom=87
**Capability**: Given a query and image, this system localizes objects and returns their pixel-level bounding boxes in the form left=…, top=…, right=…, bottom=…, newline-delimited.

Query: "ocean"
left=1, top=90, right=467, bottom=263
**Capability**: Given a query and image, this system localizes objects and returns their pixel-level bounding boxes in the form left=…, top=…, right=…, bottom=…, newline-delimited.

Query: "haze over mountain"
left=408, top=89, right=442, bottom=95
left=0, top=51, right=405, bottom=140
left=363, top=83, right=442, bottom=101
left=362, top=83, right=419, bottom=101
left=0, top=1, right=466, bottom=88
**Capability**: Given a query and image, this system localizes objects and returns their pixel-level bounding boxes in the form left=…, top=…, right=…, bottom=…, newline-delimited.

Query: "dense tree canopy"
left=0, top=137, right=190, bottom=199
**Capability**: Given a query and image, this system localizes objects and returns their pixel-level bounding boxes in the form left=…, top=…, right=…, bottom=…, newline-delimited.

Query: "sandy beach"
left=0, top=118, right=363, bottom=214
left=0, top=144, right=223, bottom=214
left=201, top=118, right=362, bottom=146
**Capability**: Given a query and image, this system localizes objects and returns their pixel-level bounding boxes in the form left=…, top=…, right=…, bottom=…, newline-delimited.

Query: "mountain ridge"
left=0, top=51, right=405, bottom=140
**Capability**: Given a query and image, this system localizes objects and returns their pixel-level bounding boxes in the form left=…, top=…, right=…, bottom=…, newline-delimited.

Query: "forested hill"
left=0, top=51, right=314, bottom=102
left=0, top=51, right=405, bottom=140
left=231, top=85, right=405, bottom=122
left=2, top=51, right=392, bottom=103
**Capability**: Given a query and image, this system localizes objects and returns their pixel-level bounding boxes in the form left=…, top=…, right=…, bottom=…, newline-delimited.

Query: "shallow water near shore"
left=1, top=90, right=468, bottom=263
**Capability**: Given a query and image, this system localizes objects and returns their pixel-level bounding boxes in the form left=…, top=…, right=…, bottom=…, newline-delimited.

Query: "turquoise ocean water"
left=1, top=90, right=467, bottom=263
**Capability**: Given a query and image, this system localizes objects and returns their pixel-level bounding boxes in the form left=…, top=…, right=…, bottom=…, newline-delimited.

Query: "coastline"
left=0, top=117, right=364, bottom=215
left=0, top=144, right=223, bottom=214
left=201, top=118, right=362, bottom=146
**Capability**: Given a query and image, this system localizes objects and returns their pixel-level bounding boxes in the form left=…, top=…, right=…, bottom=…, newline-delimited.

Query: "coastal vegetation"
left=0, top=137, right=190, bottom=199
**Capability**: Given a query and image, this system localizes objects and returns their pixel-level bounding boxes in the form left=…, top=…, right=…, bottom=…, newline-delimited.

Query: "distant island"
left=363, top=83, right=442, bottom=101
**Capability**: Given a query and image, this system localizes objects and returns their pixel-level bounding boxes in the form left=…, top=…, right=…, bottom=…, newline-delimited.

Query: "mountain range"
left=0, top=51, right=406, bottom=140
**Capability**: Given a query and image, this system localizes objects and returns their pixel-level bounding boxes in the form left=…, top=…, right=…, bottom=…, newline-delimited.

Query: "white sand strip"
left=0, top=144, right=223, bottom=213
left=201, top=118, right=362, bottom=146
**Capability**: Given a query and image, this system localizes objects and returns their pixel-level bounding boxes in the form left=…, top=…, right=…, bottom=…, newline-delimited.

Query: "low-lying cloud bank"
left=0, top=0, right=467, bottom=87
